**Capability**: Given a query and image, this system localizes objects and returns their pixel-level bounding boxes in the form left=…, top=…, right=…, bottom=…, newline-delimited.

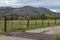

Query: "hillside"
left=0, top=6, right=59, bottom=17
left=13, top=6, right=53, bottom=16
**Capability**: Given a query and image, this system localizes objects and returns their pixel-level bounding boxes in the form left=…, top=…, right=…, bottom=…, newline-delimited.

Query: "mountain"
left=13, top=6, right=53, bottom=16
left=0, top=6, right=14, bottom=16
left=0, top=6, right=59, bottom=17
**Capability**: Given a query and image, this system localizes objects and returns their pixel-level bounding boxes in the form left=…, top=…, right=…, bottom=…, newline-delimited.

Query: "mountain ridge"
left=0, top=6, right=59, bottom=17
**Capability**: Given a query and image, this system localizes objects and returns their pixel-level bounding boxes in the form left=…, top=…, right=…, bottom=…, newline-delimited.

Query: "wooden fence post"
left=11, top=16, right=13, bottom=32
left=42, top=19, right=44, bottom=27
left=4, top=16, right=7, bottom=32
left=35, top=16, right=37, bottom=28
left=48, top=21, right=50, bottom=26
left=54, top=17, right=56, bottom=25
left=42, top=16, right=44, bottom=27
left=27, top=19, right=29, bottom=28
left=27, top=17, right=29, bottom=28
left=35, top=20, right=36, bottom=27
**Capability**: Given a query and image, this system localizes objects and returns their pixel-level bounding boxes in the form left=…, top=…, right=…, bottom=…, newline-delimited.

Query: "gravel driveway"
left=0, top=35, right=33, bottom=40
left=0, top=26, right=60, bottom=40
left=26, top=26, right=60, bottom=34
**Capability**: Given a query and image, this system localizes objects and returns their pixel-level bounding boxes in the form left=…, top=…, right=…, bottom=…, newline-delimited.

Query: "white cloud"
left=0, top=0, right=60, bottom=11
left=50, top=9, right=57, bottom=12
left=50, top=9, right=60, bottom=13
left=0, top=0, right=17, bottom=6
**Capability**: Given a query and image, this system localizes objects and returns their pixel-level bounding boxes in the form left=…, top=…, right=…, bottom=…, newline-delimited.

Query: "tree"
left=47, top=14, right=55, bottom=19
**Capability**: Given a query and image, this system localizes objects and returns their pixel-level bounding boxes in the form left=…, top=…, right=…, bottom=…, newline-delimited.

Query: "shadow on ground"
left=7, top=32, right=57, bottom=40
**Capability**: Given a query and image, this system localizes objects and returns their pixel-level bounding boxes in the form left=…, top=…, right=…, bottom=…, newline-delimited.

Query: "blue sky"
left=0, top=0, right=60, bottom=12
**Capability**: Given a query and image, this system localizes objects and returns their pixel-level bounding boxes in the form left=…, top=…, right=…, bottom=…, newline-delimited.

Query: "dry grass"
left=0, top=19, right=60, bottom=32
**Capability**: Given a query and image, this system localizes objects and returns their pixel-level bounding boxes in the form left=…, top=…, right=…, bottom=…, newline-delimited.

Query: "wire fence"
left=0, top=16, right=60, bottom=32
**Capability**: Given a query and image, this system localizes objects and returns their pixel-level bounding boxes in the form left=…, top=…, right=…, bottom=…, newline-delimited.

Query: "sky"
left=0, top=0, right=60, bottom=12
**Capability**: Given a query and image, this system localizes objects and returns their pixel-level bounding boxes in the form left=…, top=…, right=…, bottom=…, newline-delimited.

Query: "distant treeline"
left=0, top=14, right=60, bottom=20
left=29, top=14, right=60, bottom=20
